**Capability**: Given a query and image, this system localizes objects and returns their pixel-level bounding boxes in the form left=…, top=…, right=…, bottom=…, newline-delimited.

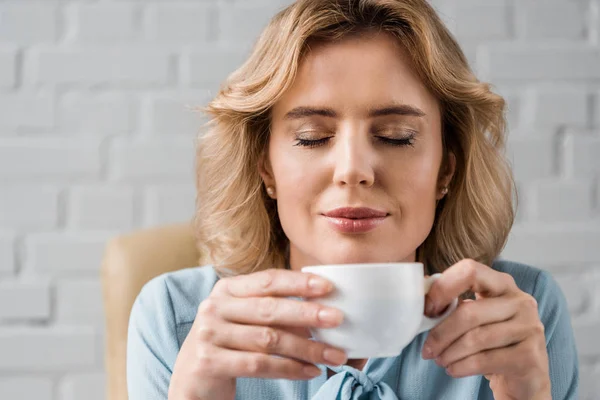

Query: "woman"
left=127, top=0, right=579, bottom=399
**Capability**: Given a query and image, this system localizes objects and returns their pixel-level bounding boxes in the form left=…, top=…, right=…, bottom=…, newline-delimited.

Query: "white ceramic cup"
left=301, top=262, right=458, bottom=359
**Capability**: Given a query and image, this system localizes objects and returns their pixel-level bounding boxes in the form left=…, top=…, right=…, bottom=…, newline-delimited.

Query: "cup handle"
left=417, top=273, right=458, bottom=334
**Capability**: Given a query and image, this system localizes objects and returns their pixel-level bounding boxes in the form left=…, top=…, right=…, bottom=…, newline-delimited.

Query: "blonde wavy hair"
left=195, top=0, right=515, bottom=278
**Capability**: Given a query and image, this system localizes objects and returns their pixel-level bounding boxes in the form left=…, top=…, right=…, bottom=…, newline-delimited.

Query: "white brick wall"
left=516, top=1, right=587, bottom=40
left=0, top=47, right=17, bottom=88
left=58, top=373, right=105, bottom=400
left=0, top=4, right=58, bottom=44
left=0, top=280, right=51, bottom=322
left=67, top=4, right=139, bottom=44
left=0, top=92, right=55, bottom=131
left=0, top=1, right=598, bottom=399
left=0, top=378, right=54, bottom=400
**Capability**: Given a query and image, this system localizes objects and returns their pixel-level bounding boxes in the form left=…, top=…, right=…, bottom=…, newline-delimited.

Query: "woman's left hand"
left=422, top=259, right=551, bottom=400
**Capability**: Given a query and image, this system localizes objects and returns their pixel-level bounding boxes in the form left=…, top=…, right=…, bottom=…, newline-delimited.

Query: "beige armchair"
left=100, top=223, right=201, bottom=400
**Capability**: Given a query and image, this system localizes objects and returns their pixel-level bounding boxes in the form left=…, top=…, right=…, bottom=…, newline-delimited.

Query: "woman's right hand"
left=168, top=269, right=348, bottom=400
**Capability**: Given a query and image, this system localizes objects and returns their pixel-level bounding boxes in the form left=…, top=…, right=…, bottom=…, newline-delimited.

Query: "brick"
left=31, top=49, right=173, bottom=87
left=25, top=233, right=111, bottom=276
left=69, top=3, right=139, bottom=42
left=146, top=4, right=211, bottom=42
left=0, top=280, right=51, bottom=322
left=506, top=137, right=555, bottom=182
left=574, top=320, right=600, bottom=358
left=552, top=273, right=592, bottom=316
left=529, top=88, right=590, bottom=129
left=217, top=3, right=288, bottom=46
left=0, top=186, right=59, bottom=230
left=59, top=373, right=105, bottom=400
left=67, top=185, right=135, bottom=231
left=0, top=138, right=101, bottom=181
left=58, top=93, right=134, bottom=135
left=0, top=4, right=58, bottom=45
left=186, top=48, right=246, bottom=90
left=0, top=327, right=96, bottom=371
left=564, top=134, right=600, bottom=177
left=145, top=94, right=209, bottom=135
left=482, top=45, right=600, bottom=81
left=596, top=91, right=600, bottom=127
left=109, top=138, right=195, bottom=182
left=596, top=178, right=600, bottom=210
left=0, top=377, right=53, bottom=400
left=580, top=365, right=600, bottom=400
left=0, top=92, right=54, bottom=130
left=502, top=226, right=600, bottom=267
left=454, top=0, right=510, bottom=40
left=0, top=47, right=16, bottom=88
left=0, top=233, right=15, bottom=274
left=533, top=180, right=594, bottom=222
left=143, top=184, right=196, bottom=227
left=517, top=1, right=586, bottom=40
left=56, top=279, right=103, bottom=326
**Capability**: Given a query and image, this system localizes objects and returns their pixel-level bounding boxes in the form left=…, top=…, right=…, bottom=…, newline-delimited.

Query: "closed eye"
left=293, top=133, right=416, bottom=148
left=376, top=136, right=415, bottom=147
left=293, top=137, right=331, bottom=148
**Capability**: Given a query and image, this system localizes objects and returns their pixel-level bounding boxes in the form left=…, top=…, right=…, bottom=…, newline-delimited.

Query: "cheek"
left=393, top=148, right=442, bottom=221
left=270, top=146, right=322, bottom=224
left=399, top=146, right=442, bottom=192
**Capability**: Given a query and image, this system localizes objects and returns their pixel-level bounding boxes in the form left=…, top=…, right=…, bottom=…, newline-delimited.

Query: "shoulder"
left=133, top=265, right=220, bottom=326
left=491, top=259, right=570, bottom=338
left=491, top=259, right=544, bottom=292
left=492, top=259, right=555, bottom=297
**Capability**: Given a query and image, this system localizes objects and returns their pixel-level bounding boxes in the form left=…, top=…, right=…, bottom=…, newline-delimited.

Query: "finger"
left=214, top=269, right=335, bottom=299
left=274, top=325, right=312, bottom=339
left=216, top=296, right=344, bottom=328
left=434, top=317, right=529, bottom=369
left=444, top=340, right=533, bottom=379
left=197, top=345, right=323, bottom=380
left=202, top=321, right=347, bottom=367
left=427, top=259, right=517, bottom=316
left=423, top=296, right=520, bottom=359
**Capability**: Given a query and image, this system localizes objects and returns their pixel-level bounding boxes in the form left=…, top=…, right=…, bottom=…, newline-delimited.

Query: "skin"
left=169, top=32, right=551, bottom=400
left=261, top=32, right=453, bottom=372
left=263, top=33, right=452, bottom=270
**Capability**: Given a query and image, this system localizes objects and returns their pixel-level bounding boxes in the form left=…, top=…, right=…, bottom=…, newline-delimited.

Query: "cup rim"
left=301, top=262, right=423, bottom=271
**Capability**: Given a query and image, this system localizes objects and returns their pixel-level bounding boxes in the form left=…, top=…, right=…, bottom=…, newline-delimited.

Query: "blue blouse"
left=127, top=260, right=579, bottom=399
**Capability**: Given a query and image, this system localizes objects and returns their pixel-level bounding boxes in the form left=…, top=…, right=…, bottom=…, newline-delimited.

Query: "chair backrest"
left=100, top=223, right=200, bottom=400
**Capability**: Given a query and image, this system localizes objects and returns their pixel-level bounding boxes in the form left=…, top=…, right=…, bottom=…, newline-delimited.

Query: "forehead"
left=271, top=32, right=440, bottom=121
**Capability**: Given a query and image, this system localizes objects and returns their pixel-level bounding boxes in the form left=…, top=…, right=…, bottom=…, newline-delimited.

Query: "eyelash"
left=294, top=134, right=416, bottom=149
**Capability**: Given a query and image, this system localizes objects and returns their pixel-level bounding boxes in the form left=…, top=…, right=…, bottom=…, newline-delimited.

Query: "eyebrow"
left=283, top=103, right=426, bottom=120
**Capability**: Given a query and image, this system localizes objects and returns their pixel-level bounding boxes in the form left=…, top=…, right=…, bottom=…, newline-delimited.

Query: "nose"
left=332, top=129, right=375, bottom=188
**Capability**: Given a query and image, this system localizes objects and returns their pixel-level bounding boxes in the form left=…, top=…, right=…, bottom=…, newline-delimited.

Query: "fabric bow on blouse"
left=311, top=356, right=399, bottom=399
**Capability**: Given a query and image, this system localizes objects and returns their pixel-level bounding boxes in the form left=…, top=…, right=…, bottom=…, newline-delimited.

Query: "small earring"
left=441, top=186, right=449, bottom=195
left=266, top=186, right=276, bottom=198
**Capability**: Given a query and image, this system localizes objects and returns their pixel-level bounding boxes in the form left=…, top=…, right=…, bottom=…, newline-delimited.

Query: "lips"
left=322, top=207, right=388, bottom=234
left=323, top=207, right=388, bottom=219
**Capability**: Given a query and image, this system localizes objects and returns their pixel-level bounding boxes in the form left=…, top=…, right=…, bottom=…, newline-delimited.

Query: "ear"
left=258, top=151, right=275, bottom=188
left=437, top=151, right=456, bottom=200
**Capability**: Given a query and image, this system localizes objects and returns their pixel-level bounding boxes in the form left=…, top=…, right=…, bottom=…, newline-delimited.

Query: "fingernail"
left=318, top=308, right=343, bottom=325
left=309, top=277, right=332, bottom=293
left=323, top=348, right=347, bottom=366
left=422, top=345, right=433, bottom=359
